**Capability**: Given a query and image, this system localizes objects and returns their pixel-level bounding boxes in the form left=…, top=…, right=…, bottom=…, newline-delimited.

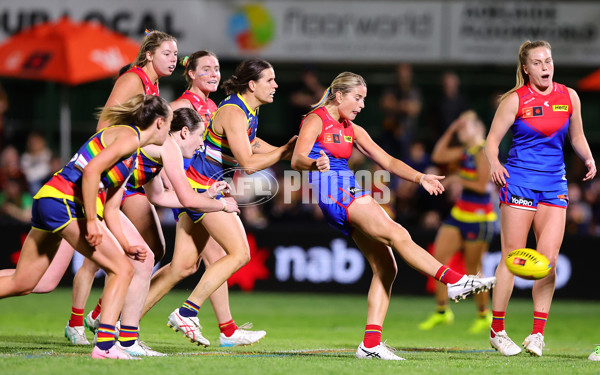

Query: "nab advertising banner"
left=1, top=222, right=596, bottom=299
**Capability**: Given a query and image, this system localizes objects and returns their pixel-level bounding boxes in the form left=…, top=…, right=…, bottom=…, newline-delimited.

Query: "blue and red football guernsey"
left=301, top=106, right=367, bottom=236
left=177, top=90, right=217, bottom=124
left=505, top=82, right=572, bottom=191
left=125, top=66, right=159, bottom=96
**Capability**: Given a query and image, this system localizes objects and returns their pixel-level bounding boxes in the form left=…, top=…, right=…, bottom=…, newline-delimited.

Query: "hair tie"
left=311, top=87, right=331, bottom=109
left=144, top=29, right=152, bottom=36
left=181, top=56, right=189, bottom=67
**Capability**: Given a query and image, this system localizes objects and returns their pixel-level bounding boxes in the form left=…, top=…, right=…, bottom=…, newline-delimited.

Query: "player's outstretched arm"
left=353, top=123, right=444, bottom=195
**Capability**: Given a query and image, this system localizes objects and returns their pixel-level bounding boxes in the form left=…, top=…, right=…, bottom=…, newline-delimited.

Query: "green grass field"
left=1, top=289, right=599, bottom=374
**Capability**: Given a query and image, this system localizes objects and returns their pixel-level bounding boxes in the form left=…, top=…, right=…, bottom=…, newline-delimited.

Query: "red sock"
left=490, top=310, right=506, bottom=336
left=219, top=320, right=238, bottom=337
left=435, top=266, right=463, bottom=284
left=91, top=298, right=102, bottom=320
left=69, top=307, right=84, bottom=327
left=532, top=311, right=548, bottom=335
left=363, top=324, right=382, bottom=348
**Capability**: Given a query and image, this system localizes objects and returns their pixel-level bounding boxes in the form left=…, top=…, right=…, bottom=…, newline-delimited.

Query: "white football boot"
left=490, top=329, right=522, bottom=356
left=116, top=340, right=167, bottom=357
left=522, top=333, right=545, bottom=357
left=589, top=345, right=600, bottom=361
left=138, top=340, right=167, bottom=356
left=65, top=323, right=90, bottom=345
left=84, top=311, right=100, bottom=334
left=219, top=323, right=266, bottom=347
left=447, top=275, right=496, bottom=302
left=167, top=308, right=210, bottom=347
left=356, top=341, right=405, bottom=360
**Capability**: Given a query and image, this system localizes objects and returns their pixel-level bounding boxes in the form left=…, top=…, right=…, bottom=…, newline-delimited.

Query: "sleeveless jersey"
left=300, top=107, right=366, bottom=236
left=177, top=90, right=217, bottom=123
left=120, top=66, right=159, bottom=194
left=178, top=91, right=218, bottom=171
left=125, top=147, right=163, bottom=190
left=34, top=125, right=140, bottom=205
left=301, top=106, right=354, bottom=172
left=127, top=66, right=159, bottom=96
left=184, top=93, right=259, bottom=187
left=505, top=82, right=572, bottom=190
left=450, top=142, right=497, bottom=223
left=203, top=93, right=258, bottom=169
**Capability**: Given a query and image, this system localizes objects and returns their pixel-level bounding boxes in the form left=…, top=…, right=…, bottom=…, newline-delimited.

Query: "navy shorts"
left=172, top=207, right=206, bottom=223
left=172, top=191, right=225, bottom=223
left=443, top=215, right=494, bottom=243
left=31, top=197, right=84, bottom=233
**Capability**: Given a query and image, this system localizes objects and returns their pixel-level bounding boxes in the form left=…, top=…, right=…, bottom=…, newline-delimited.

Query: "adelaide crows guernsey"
left=34, top=125, right=140, bottom=205
left=450, top=142, right=496, bottom=223
left=184, top=93, right=259, bottom=192
left=202, top=93, right=258, bottom=173
left=125, top=148, right=163, bottom=191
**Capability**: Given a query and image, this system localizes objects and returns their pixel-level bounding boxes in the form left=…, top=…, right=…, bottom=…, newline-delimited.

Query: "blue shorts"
left=311, top=171, right=369, bottom=236
left=122, top=186, right=145, bottom=201
left=31, top=197, right=84, bottom=233
left=443, top=215, right=494, bottom=243
left=499, top=183, right=568, bottom=210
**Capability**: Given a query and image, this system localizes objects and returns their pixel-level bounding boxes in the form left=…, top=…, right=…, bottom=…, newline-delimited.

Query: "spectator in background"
left=429, top=71, right=470, bottom=146
left=566, top=182, right=593, bottom=235
left=0, top=145, right=27, bottom=192
left=0, top=176, right=32, bottom=224
left=484, top=90, right=512, bottom=163
left=379, top=63, right=422, bottom=159
left=20, top=131, right=52, bottom=194
left=404, top=140, right=431, bottom=173
left=40, top=154, right=64, bottom=185
left=0, top=82, right=8, bottom=148
left=288, top=67, right=326, bottom=138
left=584, top=179, right=600, bottom=235
left=388, top=140, right=433, bottom=226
